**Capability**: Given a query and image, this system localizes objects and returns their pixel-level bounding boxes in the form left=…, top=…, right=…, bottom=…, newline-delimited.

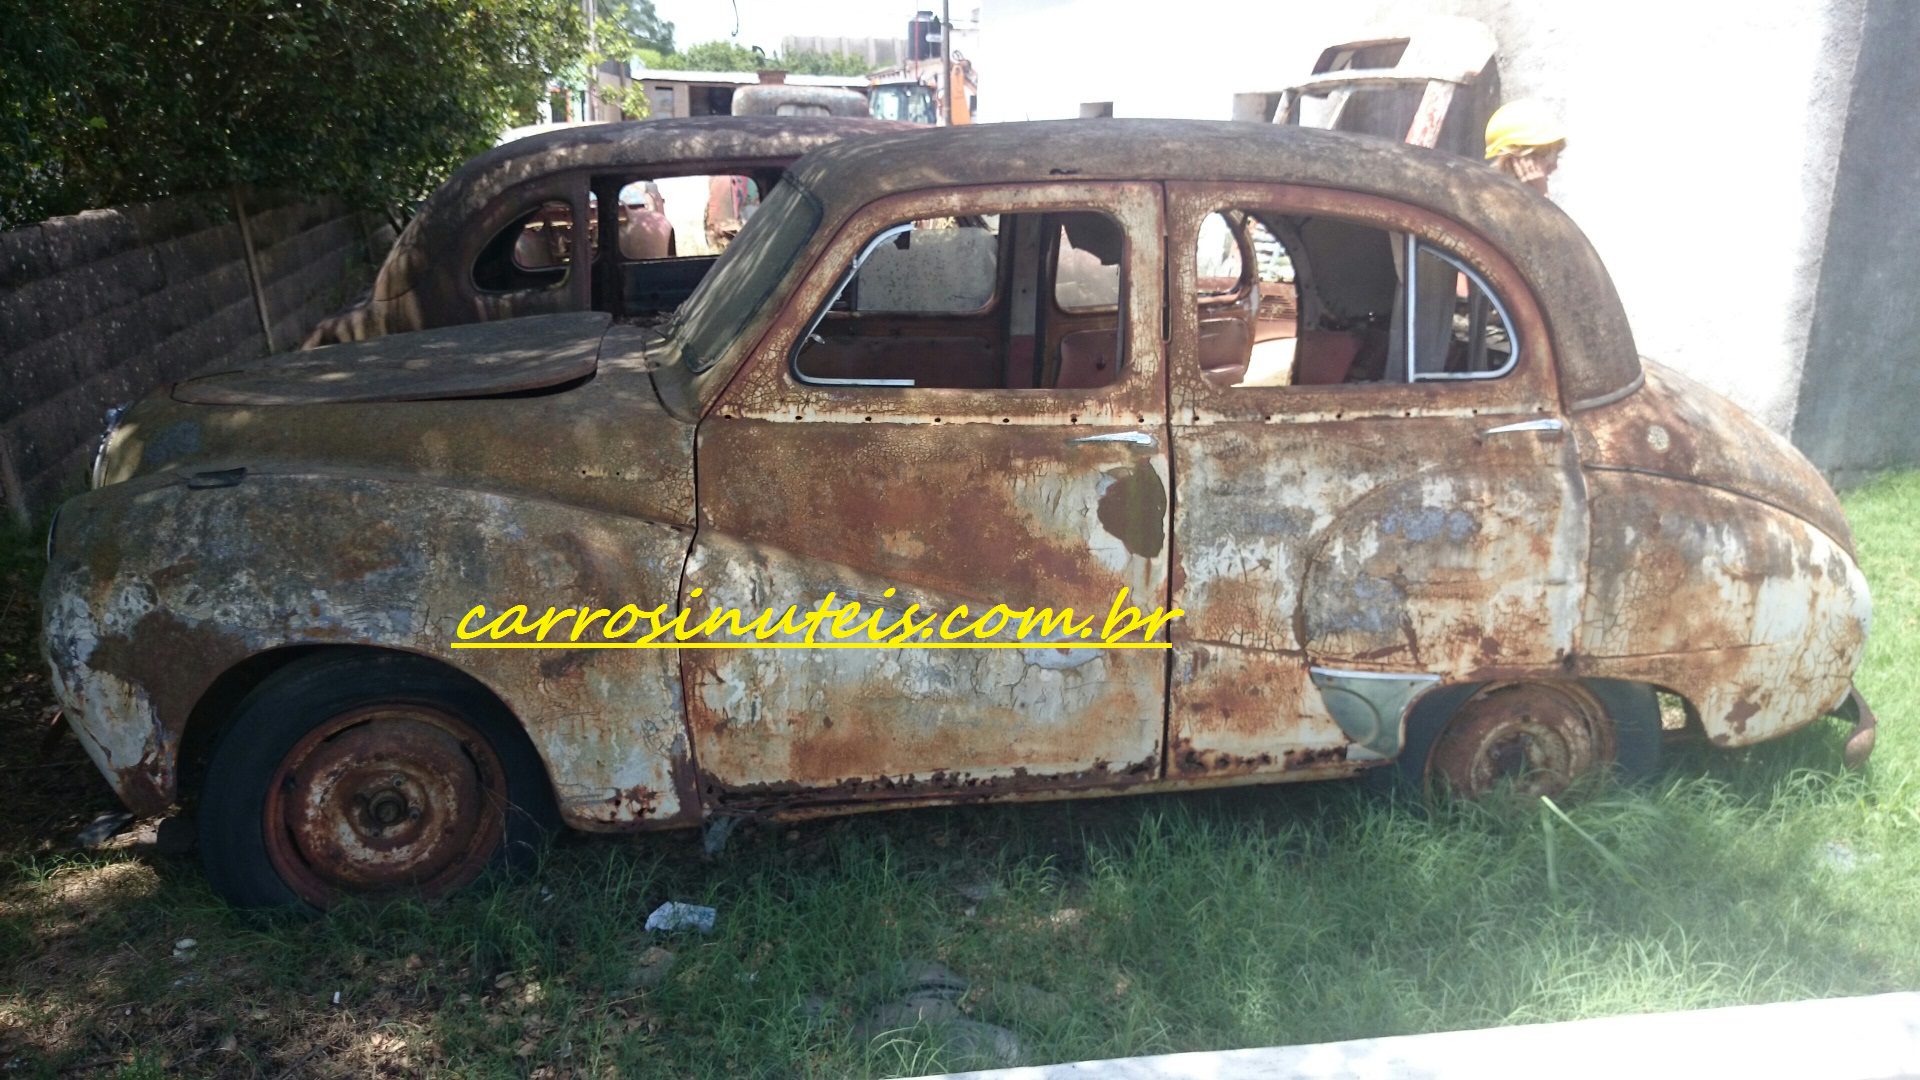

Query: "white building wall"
left=977, top=0, right=1866, bottom=432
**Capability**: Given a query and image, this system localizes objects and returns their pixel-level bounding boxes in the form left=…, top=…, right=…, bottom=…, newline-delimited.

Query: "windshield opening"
left=667, top=179, right=824, bottom=374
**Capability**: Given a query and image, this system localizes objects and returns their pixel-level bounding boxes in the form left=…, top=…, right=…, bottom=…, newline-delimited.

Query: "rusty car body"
left=302, top=115, right=909, bottom=347
left=45, top=120, right=1874, bottom=909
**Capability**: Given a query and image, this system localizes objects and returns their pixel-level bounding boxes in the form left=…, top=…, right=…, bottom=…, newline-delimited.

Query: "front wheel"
left=1390, top=679, right=1661, bottom=800
left=197, top=652, right=557, bottom=911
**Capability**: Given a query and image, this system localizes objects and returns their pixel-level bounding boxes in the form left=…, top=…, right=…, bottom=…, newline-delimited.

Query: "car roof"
left=374, top=115, right=915, bottom=305
left=787, top=119, right=1640, bottom=409
left=419, top=115, right=914, bottom=229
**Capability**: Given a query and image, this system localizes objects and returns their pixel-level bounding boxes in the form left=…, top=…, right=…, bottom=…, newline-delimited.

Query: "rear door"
left=1163, top=181, right=1585, bottom=779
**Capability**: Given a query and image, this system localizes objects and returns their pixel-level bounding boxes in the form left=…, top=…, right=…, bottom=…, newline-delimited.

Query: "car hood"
left=1572, top=360, right=1854, bottom=553
left=177, top=312, right=610, bottom=405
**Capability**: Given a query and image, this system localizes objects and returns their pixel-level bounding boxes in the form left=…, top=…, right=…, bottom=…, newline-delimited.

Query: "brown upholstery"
left=1294, top=330, right=1363, bottom=385
left=1056, top=328, right=1120, bottom=388
left=1197, top=319, right=1253, bottom=386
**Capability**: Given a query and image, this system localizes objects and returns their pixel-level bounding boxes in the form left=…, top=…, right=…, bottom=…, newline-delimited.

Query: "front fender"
left=42, top=468, right=698, bottom=829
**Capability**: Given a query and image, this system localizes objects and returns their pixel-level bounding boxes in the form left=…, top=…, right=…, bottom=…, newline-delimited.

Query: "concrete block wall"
left=0, top=192, right=382, bottom=521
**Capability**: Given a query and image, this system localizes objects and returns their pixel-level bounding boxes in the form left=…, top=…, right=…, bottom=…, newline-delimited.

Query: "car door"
left=1163, top=181, right=1586, bottom=779
left=684, top=181, right=1172, bottom=808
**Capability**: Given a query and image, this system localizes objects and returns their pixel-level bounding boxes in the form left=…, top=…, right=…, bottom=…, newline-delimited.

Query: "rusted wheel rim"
left=1428, top=683, right=1615, bottom=799
left=264, top=705, right=507, bottom=908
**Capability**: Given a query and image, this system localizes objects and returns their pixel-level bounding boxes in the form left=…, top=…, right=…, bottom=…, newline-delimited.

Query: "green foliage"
left=649, top=39, right=771, bottom=72
left=598, top=0, right=675, bottom=55
left=644, top=39, right=875, bottom=77
left=783, top=50, right=878, bottom=77
left=0, top=0, right=591, bottom=228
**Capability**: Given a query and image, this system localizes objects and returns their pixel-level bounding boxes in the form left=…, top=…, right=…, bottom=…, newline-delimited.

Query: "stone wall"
left=0, top=191, right=386, bottom=522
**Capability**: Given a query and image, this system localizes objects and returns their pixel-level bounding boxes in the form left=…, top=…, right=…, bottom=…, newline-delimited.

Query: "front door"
left=1162, top=181, right=1586, bottom=779
left=685, top=181, right=1173, bottom=807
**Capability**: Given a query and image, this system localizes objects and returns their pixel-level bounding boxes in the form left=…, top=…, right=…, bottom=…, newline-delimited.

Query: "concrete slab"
left=916, top=992, right=1920, bottom=1080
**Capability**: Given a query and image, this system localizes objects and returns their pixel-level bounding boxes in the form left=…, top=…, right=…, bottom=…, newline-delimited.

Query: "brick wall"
left=0, top=191, right=387, bottom=522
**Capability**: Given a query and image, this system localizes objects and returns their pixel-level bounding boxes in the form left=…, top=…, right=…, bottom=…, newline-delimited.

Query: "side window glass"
left=792, top=207, right=1127, bottom=391
left=1185, top=206, right=1517, bottom=388
left=473, top=200, right=573, bottom=292
left=1411, top=242, right=1517, bottom=378
left=844, top=218, right=998, bottom=313
left=1195, top=212, right=1244, bottom=298
left=1053, top=213, right=1122, bottom=312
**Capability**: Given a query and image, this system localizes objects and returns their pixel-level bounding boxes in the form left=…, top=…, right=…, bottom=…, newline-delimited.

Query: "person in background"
left=1484, top=99, right=1566, bottom=196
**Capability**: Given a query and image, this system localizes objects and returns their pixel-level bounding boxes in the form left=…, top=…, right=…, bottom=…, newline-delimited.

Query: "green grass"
left=2, top=473, right=1918, bottom=1077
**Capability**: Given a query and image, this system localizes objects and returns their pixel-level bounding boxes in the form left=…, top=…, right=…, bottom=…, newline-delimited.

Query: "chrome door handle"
left=1067, top=431, right=1157, bottom=447
left=1480, top=418, right=1565, bottom=438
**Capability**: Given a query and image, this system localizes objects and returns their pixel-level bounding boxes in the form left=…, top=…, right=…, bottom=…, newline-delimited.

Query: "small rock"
left=171, top=938, right=197, bottom=962
left=854, top=1009, right=1024, bottom=1071
left=857, top=959, right=969, bottom=1002
left=644, top=901, right=716, bottom=934
left=626, top=946, right=676, bottom=989
left=702, top=815, right=742, bottom=856
left=855, top=997, right=962, bottom=1034
left=954, top=880, right=1002, bottom=905
left=983, top=982, right=1072, bottom=1026
left=75, top=811, right=134, bottom=848
left=1821, top=840, right=1881, bottom=874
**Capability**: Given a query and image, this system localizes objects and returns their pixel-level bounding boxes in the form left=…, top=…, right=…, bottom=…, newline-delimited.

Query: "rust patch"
left=705, top=753, right=1159, bottom=812
left=1097, top=462, right=1167, bottom=559
left=1283, top=744, right=1348, bottom=770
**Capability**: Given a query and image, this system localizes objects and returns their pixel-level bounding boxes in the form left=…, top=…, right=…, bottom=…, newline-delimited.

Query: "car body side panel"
left=1574, top=469, right=1869, bottom=746
left=1572, top=361, right=1854, bottom=551
left=43, top=471, right=700, bottom=831
left=1164, top=180, right=1583, bottom=778
left=682, top=181, right=1171, bottom=808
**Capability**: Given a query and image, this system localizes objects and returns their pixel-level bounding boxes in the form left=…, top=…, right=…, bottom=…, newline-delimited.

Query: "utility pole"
left=940, top=0, right=953, bottom=126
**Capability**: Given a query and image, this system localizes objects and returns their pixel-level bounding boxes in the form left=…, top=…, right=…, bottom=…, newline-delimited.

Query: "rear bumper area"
left=1831, top=684, right=1878, bottom=770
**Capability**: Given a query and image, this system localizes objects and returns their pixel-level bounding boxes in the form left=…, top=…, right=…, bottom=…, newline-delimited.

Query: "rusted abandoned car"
left=45, top=120, right=1875, bottom=909
left=302, top=115, right=908, bottom=347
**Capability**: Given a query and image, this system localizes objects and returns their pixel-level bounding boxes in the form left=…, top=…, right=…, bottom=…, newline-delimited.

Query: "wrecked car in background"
left=45, top=120, right=1875, bottom=910
left=302, top=115, right=909, bottom=347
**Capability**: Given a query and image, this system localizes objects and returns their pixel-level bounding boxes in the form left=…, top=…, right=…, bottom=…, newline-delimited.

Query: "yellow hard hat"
left=1485, top=99, right=1565, bottom=159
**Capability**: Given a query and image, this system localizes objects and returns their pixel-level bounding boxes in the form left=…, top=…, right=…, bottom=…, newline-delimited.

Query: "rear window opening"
left=1186, top=207, right=1517, bottom=389
left=470, top=172, right=783, bottom=317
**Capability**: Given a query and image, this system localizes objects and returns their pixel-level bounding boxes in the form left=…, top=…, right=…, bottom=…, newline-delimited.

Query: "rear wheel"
left=1392, top=679, right=1660, bottom=800
left=197, top=652, right=556, bottom=911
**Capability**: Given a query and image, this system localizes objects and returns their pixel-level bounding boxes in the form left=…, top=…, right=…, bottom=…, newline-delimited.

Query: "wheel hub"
left=1428, top=683, right=1614, bottom=798
left=265, top=706, right=506, bottom=906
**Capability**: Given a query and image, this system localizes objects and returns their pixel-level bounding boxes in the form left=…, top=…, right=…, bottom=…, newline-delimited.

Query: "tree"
left=600, top=0, right=674, bottom=55
left=649, top=40, right=769, bottom=72
left=646, top=40, right=874, bottom=77
left=0, top=0, right=590, bottom=228
left=781, top=51, right=876, bottom=77
left=582, top=0, right=676, bottom=119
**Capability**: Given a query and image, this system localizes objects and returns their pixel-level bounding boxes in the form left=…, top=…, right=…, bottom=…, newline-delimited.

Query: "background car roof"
left=421, top=115, right=914, bottom=227
left=787, top=119, right=1640, bottom=410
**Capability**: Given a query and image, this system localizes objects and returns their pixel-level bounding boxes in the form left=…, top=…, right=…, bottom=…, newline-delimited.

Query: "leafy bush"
left=0, top=0, right=591, bottom=227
